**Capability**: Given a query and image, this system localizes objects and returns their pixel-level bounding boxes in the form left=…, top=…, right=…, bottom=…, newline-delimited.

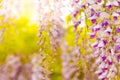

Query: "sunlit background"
left=0, top=0, right=39, bottom=61
left=1, top=0, right=120, bottom=80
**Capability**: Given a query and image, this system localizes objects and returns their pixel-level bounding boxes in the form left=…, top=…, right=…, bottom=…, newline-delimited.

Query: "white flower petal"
left=100, top=12, right=110, bottom=20
left=112, top=0, right=119, bottom=6
left=98, top=71, right=108, bottom=79
left=112, top=12, right=119, bottom=16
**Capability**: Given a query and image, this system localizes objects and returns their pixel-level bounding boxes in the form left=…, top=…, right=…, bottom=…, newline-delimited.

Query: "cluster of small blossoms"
left=71, top=0, right=120, bottom=80
left=61, top=32, right=81, bottom=80
left=35, top=0, right=66, bottom=53
left=0, top=0, right=22, bottom=43
left=0, top=54, right=51, bottom=80
left=61, top=44, right=80, bottom=80
left=34, top=0, right=71, bottom=26
left=35, top=1, right=83, bottom=80
left=38, top=20, right=65, bottom=54
left=0, top=0, right=22, bottom=22
left=0, top=55, right=22, bottom=80
left=0, top=55, right=33, bottom=80
left=31, top=54, right=50, bottom=80
left=34, top=1, right=69, bottom=79
left=17, top=63, right=32, bottom=80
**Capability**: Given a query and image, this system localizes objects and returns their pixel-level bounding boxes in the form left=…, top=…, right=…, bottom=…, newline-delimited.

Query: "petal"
left=90, top=4, right=101, bottom=11
left=98, top=41, right=104, bottom=48
left=94, top=24, right=101, bottom=31
left=92, top=41, right=98, bottom=48
left=117, top=54, right=120, bottom=60
left=89, top=32, right=96, bottom=39
left=112, top=0, right=119, bottom=6
left=116, top=27, right=120, bottom=32
left=105, top=27, right=112, bottom=33
left=115, top=44, right=120, bottom=50
left=103, top=39, right=107, bottom=45
left=100, top=12, right=110, bottom=20
left=112, top=12, right=119, bottom=16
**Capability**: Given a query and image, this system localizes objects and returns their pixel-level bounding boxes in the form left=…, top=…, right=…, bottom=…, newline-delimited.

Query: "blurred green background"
left=0, top=17, right=39, bottom=61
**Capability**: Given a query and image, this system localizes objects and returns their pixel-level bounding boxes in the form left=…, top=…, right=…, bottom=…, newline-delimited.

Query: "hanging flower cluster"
left=0, top=0, right=22, bottom=22
left=0, top=0, right=22, bottom=44
left=1, top=0, right=120, bottom=80
left=31, top=54, right=50, bottom=80
left=0, top=55, right=33, bottom=80
left=35, top=0, right=66, bottom=53
left=0, top=54, right=51, bottom=80
left=72, top=0, right=120, bottom=80
left=35, top=0, right=83, bottom=80
left=0, top=55, right=22, bottom=80
left=61, top=45, right=81, bottom=80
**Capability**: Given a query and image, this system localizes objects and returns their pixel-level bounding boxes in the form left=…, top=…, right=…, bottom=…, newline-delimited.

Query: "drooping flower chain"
left=0, top=0, right=22, bottom=22
left=31, top=54, right=50, bottom=80
left=61, top=44, right=81, bottom=80
left=72, top=0, right=120, bottom=80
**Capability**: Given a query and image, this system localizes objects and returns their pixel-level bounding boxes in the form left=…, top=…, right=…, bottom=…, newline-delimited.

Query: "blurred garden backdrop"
left=0, top=0, right=120, bottom=80
left=0, top=0, right=39, bottom=61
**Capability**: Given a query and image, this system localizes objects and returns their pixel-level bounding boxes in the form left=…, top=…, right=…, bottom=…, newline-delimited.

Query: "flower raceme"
left=35, top=0, right=120, bottom=80
left=1, top=0, right=120, bottom=80
left=72, top=0, right=120, bottom=80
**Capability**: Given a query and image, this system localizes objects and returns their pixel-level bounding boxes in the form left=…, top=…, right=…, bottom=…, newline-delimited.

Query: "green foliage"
left=50, top=57, right=62, bottom=80
left=66, top=26, right=76, bottom=46
left=0, top=17, right=39, bottom=61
